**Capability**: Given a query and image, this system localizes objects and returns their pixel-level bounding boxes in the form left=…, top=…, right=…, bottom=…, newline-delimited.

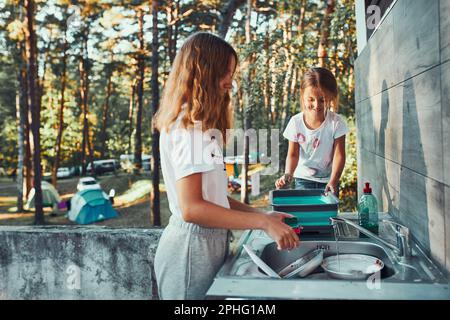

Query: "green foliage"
left=339, top=115, right=357, bottom=212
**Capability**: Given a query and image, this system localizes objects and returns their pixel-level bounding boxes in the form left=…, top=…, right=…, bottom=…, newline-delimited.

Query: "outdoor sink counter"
left=206, top=213, right=450, bottom=300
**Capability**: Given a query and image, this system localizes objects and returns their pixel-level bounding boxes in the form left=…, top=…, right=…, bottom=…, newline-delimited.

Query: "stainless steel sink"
left=207, top=215, right=450, bottom=299
left=259, top=240, right=396, bottom=280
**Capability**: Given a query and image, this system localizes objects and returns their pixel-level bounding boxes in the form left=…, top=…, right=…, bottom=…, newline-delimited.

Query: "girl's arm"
left=275, top=141, right=299, bottom=189
left=228, top=196, right=264, bottom=213
left=285, top=141, right=300, bottom=175
left=326, top=135, right=346, bottom=194
left=177, top=173, right=299, bottom=250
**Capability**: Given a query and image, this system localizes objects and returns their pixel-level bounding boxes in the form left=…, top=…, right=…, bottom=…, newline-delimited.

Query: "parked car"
left=57, top=167, right=71, bottom=179
left=69, top=165, right=82, bottom=177
left=86, top=159, right=119, bottom=176
left=76, top=177, right=101, bottom=191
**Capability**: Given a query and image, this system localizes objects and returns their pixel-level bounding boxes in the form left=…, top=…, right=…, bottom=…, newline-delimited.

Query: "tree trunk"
left=218, top=0, right=246, bottom=38
left=128, top=80, right=136, bottom=155
left=79, top=27, right=95, bottom=176
left=25, top=0, right=44, bottom=224
left=80, top=51, right=87, bottom=175
left=17, top=38, right=33, bottom=202
left=241, top=0, right=251, bottom=204
left=173, top=0, right=179, bottom=63
left=86, top=122, right=95, bottom=175
left=151, top=0, right=161, bottom=227
left=263, top=25, right=273, bottom=125
left=134, top=7, right=145, bottom=173
left=298, top=0, right=306, bottom=38
left=280, top=67, right=297, bottom=171
left=166, top=1, right=175, bottom=64
left=19, top=42, right=33, bottom=198
left=16, top=75, right=24, bottom=212
left=100, top=61, right=113, bottom=159
left=52, top=26, right=68, bottom=187
left=318, top=0, right=336, bottom=67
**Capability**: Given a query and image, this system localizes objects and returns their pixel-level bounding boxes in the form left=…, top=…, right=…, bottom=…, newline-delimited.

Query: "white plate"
left=243, top=245, right=281, bottom=278
left=321, top=254, right=384, bottom=280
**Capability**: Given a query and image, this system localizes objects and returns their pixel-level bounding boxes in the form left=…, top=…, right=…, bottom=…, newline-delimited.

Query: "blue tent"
left=67, top=189, right=118, bottom=224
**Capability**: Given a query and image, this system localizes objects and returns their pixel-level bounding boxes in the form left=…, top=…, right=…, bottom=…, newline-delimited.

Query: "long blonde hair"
left=300, top=67, right=339, bottom=112
left=154, top=32, right=238, bottom=140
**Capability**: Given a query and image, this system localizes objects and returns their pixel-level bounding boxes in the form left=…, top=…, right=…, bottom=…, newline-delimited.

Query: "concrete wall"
left=0, top=226, right=163, bottom=300
left=355, top=0, right=450, bottom=273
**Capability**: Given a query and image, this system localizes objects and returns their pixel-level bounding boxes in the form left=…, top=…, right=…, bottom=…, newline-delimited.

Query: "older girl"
left=154, top=33, right=299, bottom=300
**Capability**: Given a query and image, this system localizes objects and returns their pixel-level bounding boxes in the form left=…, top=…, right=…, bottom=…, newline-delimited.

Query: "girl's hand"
left=275, top=174, right=292, bottom=189
left=324, top=182, right=338, bottom=196
left=263, top=211, right=300, bottom=250
left=274, top=176, right=286, bottom=189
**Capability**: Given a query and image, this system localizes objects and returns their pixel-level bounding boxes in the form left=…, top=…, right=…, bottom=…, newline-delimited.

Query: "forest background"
left=0, top=0, right=357, bottom=226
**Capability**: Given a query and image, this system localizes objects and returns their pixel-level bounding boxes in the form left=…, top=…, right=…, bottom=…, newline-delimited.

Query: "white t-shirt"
left=159, top=109, right=230, bottom=218
left=283, top=110, right=349, bottom=183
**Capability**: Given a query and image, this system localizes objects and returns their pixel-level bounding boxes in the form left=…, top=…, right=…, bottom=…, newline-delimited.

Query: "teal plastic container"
left=270, top=189, right=339, bottom=231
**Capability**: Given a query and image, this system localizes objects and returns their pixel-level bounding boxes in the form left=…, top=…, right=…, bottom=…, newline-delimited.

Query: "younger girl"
left=154, top=32, right=299, bottom=300
left=275, top=67, right=348, bottom=195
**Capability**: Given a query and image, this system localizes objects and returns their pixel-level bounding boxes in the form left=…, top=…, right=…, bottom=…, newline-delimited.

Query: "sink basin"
left=207, top=215, right=450, bottom=299
left=259, top=240, right=396, bottom=280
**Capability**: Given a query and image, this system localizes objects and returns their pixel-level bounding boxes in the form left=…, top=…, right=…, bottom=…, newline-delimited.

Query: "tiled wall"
left=355, top=0, right=450, bottom=273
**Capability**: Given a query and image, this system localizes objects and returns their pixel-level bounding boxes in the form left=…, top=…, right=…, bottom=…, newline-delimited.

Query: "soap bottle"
left=358, top=182, right=379, bottom=236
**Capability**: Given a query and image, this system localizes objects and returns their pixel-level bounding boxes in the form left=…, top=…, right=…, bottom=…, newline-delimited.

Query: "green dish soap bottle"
left=358, top=182, right=379, bottom=236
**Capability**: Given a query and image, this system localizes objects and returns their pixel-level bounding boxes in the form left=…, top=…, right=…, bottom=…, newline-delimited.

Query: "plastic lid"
left=363, top=182, right=372, bottom=193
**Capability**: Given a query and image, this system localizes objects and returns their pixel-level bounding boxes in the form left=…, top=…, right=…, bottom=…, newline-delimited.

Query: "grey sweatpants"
left=154, top=215, right=230, bottom=300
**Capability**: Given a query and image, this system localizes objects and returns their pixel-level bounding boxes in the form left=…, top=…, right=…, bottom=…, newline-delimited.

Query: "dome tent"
left=68, top=188, right=118, bottom=224
left=25, top=181, right=61, bottom=210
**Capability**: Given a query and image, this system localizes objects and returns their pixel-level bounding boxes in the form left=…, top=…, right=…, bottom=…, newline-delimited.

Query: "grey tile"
left=445, top=185, right=450, bottom=272
left=376, top=156, right=400, bottom=218
left=396, top=67, right=443, bottom=184
left=441, top=0, right=450, bottom=63
left=398, top=166, right=446, bottom=268
left=356, top=98, right=376, bottom=154
left=398, top=166, right=430, bottom=251
left=393, top=0, right=440, bottom=82
left=355, top=47, right=371, bottom=103
left=355, top=9, right=395, bottom=102
left=373, top=86, right=402, bottom=163
left=442, top=61, right=450, bottom=186
left=367, top=11, right=396, bottom=97
left=426, top=180, right=446, bottom=269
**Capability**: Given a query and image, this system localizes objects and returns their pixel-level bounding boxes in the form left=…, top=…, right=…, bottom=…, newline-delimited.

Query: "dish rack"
left=269, top=189, right=339, bottom=234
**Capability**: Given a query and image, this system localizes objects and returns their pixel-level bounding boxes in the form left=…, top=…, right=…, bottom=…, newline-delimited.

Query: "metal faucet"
left=382, top=219, right=412, bottom=259
left=330, top=217, right=412, bottom=262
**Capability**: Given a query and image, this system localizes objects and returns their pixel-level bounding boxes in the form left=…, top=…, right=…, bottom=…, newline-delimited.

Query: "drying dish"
left=243, top=245, right=281, bottom=278
left=278, top=249, right=324, bottom=278
left=243, top=245, right=323, bottom=279
left=321, top=254, right=384, bottom=280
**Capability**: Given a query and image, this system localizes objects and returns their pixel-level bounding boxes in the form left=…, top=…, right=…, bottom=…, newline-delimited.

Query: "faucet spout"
left=330, top=217, right=402, bottom=257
